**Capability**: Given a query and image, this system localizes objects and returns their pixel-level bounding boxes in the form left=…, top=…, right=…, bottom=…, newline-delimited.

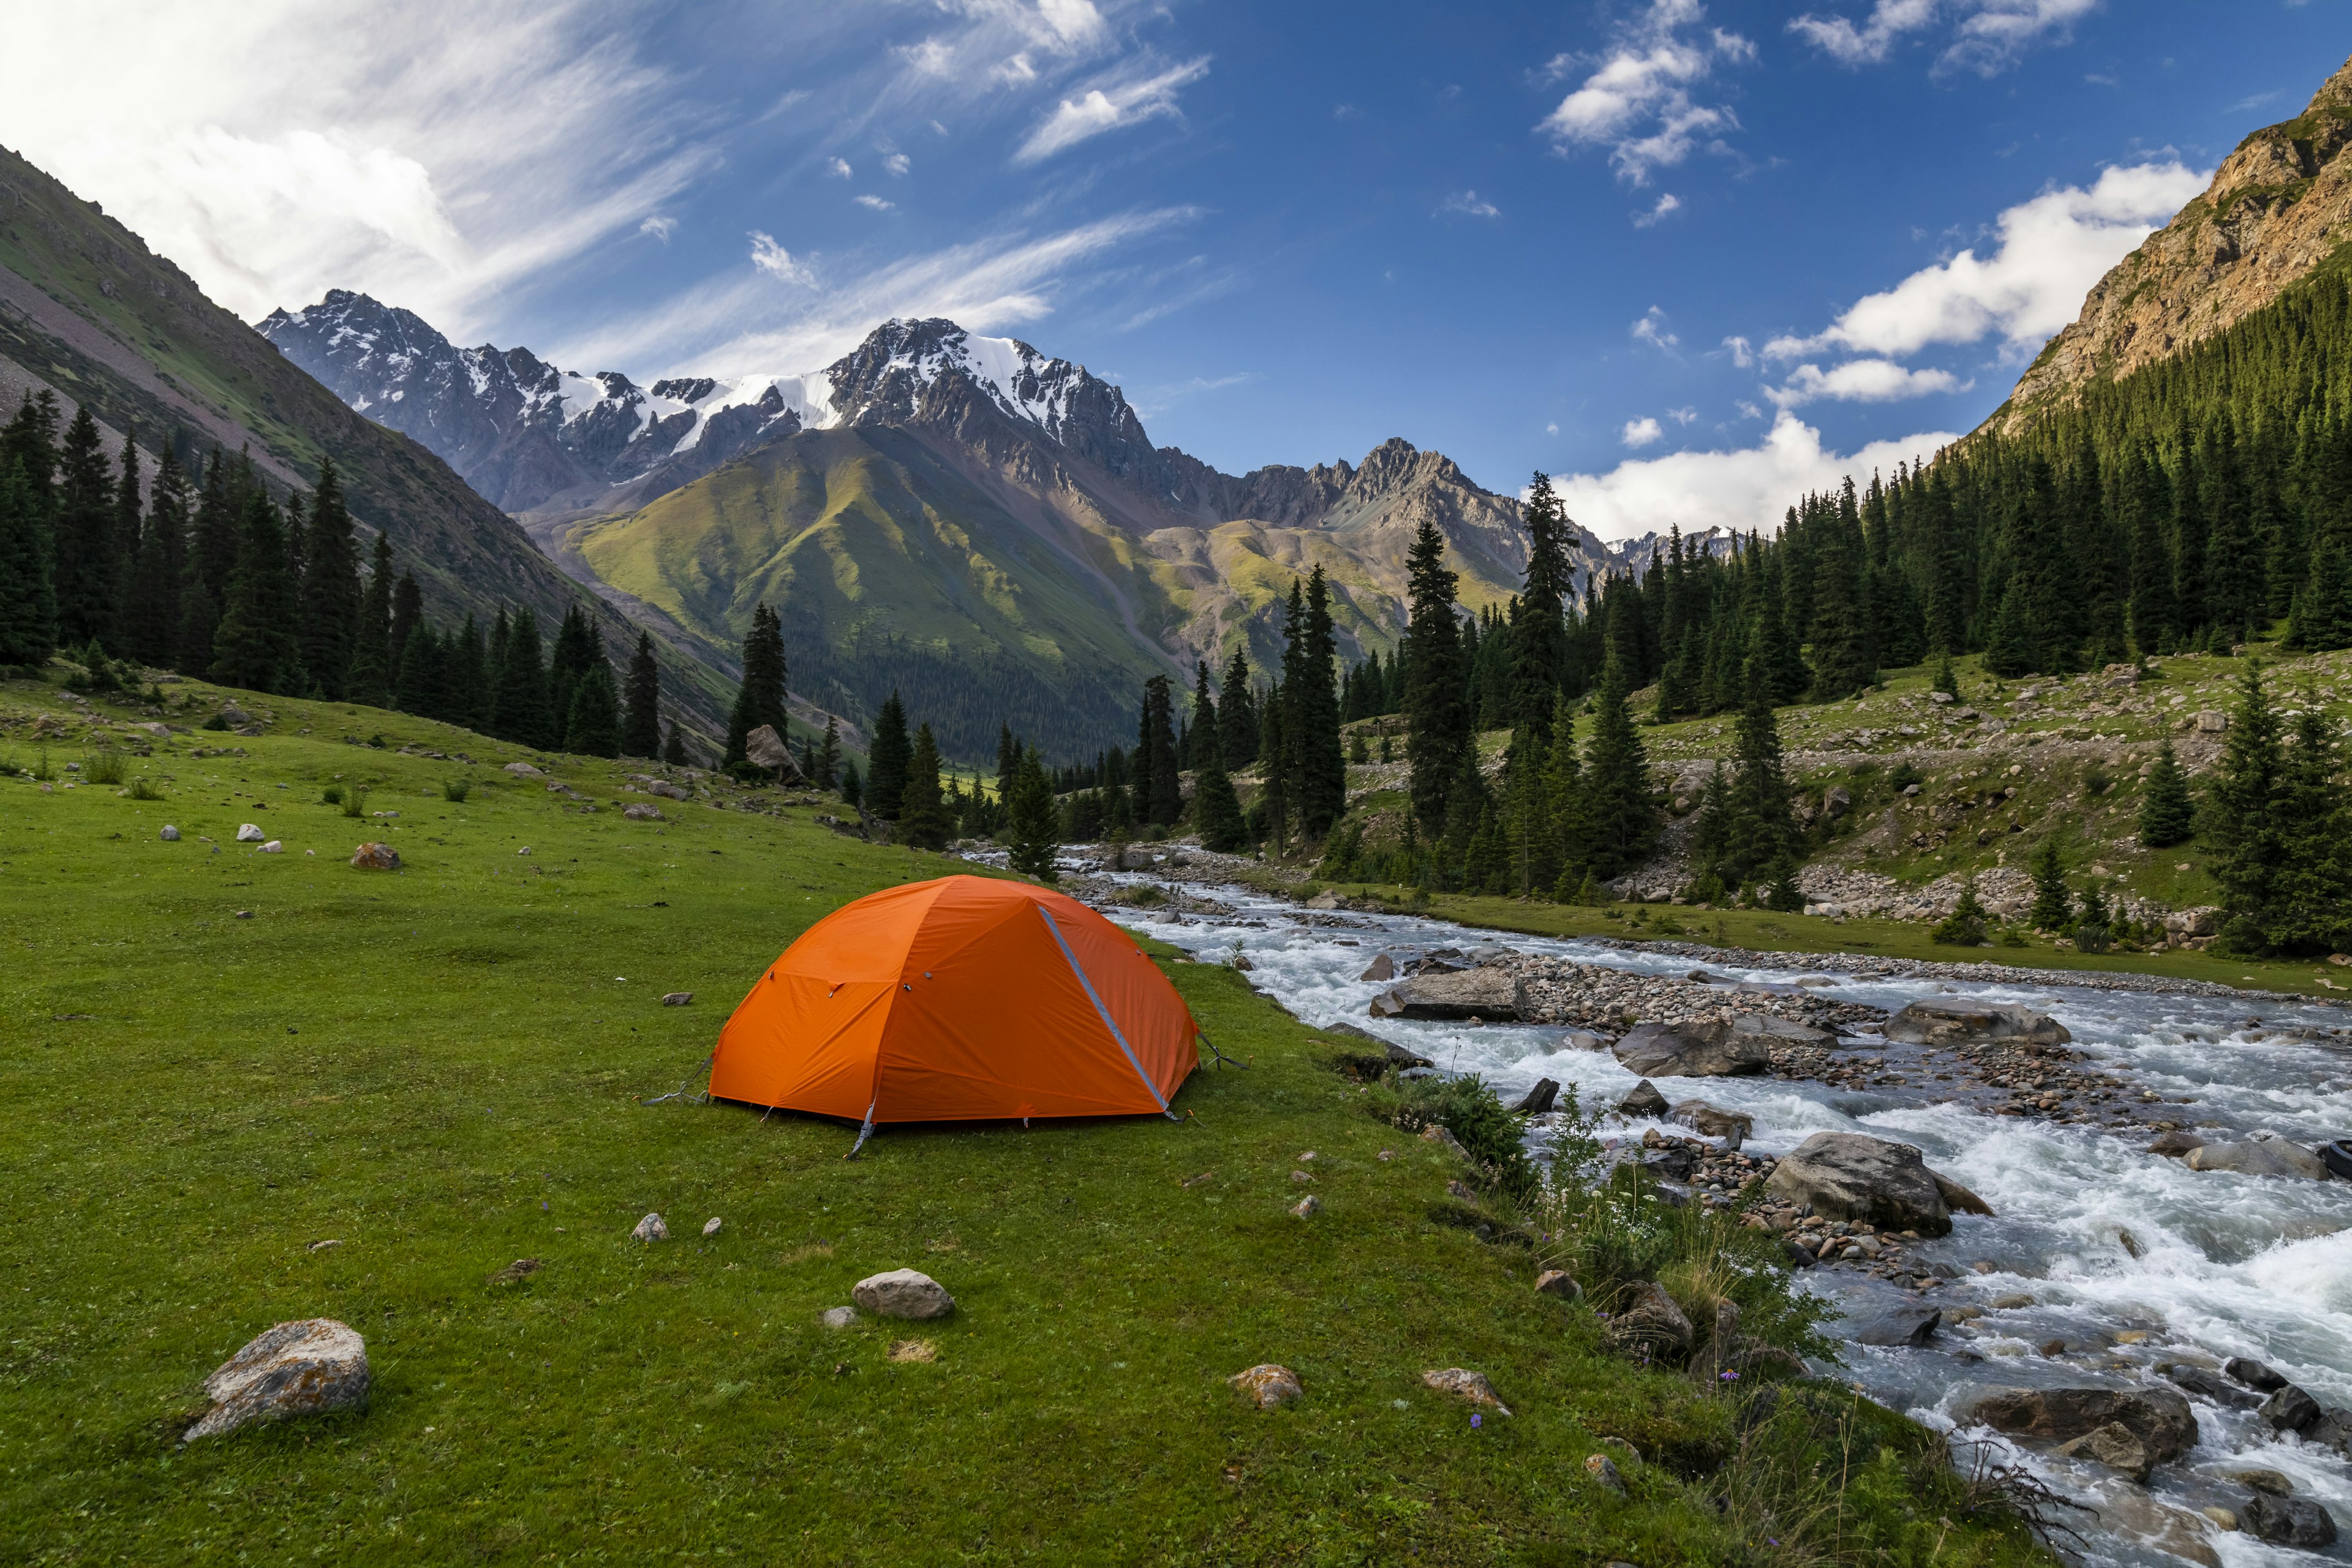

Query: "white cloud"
left=1630, top=306, right=1679, bottom=352
left=883, top=152, right=911, bottom=176
left=1545, top=421, right=1560, bottom=434
left=827, top=156, right=854, bottom=178
left=1538, top=0, right=1754, bottom=186
left=1438, top=189, right=1501, bottom=219
left=1788, top=0, right=2100, bottom=77
left=899, top=37, right=956, bottom=76
left=1765, top=359, right=1966, bottom=407
left=747, top=231, right=815, bottom=286
left=853, top=194, right=896, bottom=211
left=1765, top=159, right=2207, bottom=361
left=1559, top=410, right=1959, bottom=541
left=1632, top=192, right=1683, bottom=227
left=639, top=214, right=676, bottom=243
left=1666, top=406, right=1697, bottom=424
left=1014, top=56, right=1211, bottom=164
left=1720, top=334, right=1754, bottom=367
left=1622, top=417, right=1666, bottom=447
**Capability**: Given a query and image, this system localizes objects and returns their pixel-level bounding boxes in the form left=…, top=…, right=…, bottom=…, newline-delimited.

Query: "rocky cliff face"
left=1995, top=54, right=2352, bottom=435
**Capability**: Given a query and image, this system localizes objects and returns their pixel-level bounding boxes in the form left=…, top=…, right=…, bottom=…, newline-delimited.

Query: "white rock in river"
left=183, top=1319, right=370, bottom=1441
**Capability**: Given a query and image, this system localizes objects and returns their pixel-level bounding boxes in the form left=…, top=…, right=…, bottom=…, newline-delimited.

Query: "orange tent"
left=709, top=874, right=1197, bottom=1128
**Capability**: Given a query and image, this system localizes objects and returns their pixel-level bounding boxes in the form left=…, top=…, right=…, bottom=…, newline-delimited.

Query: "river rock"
left=1766, top=1132, right=1986, bottom=1237
left=1847, top=1304, right=1941, bottom=1347
left=2243, top=1494, right=2337, bottom=1549
left=350, top=842, right=401, bottom=870
left=1513, top=1079, right=1560, bottom=1114
left=2187, top=1141, right=2331, bottom=1180
left=1619, top=1080, right=1670, bottom=1117
left=1613, top=1020, right=1771, bottom=1078
left=2101, top=1492, right=2222, bottom=1568
left=1229, top=1364, right=1302, bottom=1408
left=2162, top=1364, right=2261, bottom=1409
left=2057, top=1420, right=2157, bottom=1482
left=1358, top=953, right=1395, bottom=982
left=852, top=1268, right=955, bottom=1320
left=2146, top=1131, right=2207, bottom=1157
left=2225, top=1357, right=2288, bottom=1391
left=1967, top=1386, right=2198, bottom=1465
left=1370, top=966, right=1525, bottom=1022
left=1729, top=1014, right=1837, bottom=1049
left=1606, top=1280, right=1693, bottom=1362
left=235, top=823, right=265, bottom=842
left=183, top=1319, right=370, bottom=1441
left=1564, top=1030, right=1608, bottom=1051
left=2261, top=1384, right=2323, bottom=1432
left=1669, top=1100, right=1754, bottom=1150
left=1420, top=1367, right=1511, bottom=1414
left=1884, top=1001, right=2070, bottom=1047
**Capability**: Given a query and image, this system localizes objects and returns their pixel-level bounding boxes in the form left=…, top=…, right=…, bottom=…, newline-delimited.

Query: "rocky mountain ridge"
left=1994, top=52, right=2352, bottom=435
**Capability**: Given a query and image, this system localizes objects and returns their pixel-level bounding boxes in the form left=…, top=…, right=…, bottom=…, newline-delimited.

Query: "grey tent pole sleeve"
left=1035, top=904, right=1176, bottom=1119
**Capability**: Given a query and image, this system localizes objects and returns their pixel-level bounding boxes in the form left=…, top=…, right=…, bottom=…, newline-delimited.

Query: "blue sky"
left=5, top=1, right=2346, bottom=536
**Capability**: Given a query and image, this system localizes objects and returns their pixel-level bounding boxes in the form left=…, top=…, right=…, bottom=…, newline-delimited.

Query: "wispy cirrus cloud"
left=1537, top=0, right=1755, bottom=186
left=1788, top=0, right=2100, bottom=77
left=1014, top=55, right=1212, bottom=164
left=1437, top=189, right=1501, bottom=219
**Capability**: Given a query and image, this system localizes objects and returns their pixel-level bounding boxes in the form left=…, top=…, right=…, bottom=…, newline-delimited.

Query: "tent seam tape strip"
left=1035, top=903, right=1174, bottom=1118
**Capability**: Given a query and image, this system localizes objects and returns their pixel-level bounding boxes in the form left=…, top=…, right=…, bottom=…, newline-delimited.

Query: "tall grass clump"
left=83, top=750, right=126, bottom=786
left=126, top=775, right=165, bottom=801
left=442, top=778, right=472, bottom=803
left=341, top=786, right=369, bottom=819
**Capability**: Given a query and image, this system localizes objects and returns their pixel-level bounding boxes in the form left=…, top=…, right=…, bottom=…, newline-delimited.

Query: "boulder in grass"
left=1605, top=1280, right=1693, bottom=1362
left=350, top=842, right=401, bottom=870
left=623, top=803, right=664, bottom=821
left=236, top=823, right=265, bottom=842
left=1765, top=1131, right=1989, bottom=1237
left=160, top=824, right=180, bottom=841
left=852, top=1268, right=955, bottom=1320
left=258, top=840, right=284, bottom=853
left=183, top=1319, right=369, bottom=1441
left=1884, top=1001, right=2070, bottom=1048
left=1534, top=1270, right=1583, bottom=1301
left=631, top=1212, right=669, bottom=1242
left=743, top=724, right=802, bottom=781
left=662, top=992, right=694, bottom=1006
left=504, top=761, right=543, bottom=777
left=1228, top=1364, right=1302, bottom=1409
left=1420, top=1368, right=1511, bottom=1415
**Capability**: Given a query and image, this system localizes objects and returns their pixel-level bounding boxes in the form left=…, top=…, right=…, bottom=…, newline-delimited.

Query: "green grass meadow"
left=0, top=677, right=2047, bottom=1566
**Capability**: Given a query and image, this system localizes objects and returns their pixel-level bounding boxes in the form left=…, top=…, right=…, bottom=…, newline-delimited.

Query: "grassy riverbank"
left=0, top=674, right=2051, bottom=1565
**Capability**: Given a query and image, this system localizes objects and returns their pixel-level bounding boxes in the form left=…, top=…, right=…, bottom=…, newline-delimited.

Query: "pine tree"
left=50, top=408, right=114, bottom=646
left=1983, top=578, right=2034, bottom=678
left=452, top=614, right=490, bottom=730
left=724, top=603, right=788, bottom=766
left=1543, top=694, right=1589, bottom=898
left=1193, top=744, right=1246, bottom=851
left=565, top=663, right=622, bottom=758
left=841, top=758, right=864, bottom=809
left=1188, top=660, right=1220, bottom=767
left=620, top=631, right=662, bottom=756
left=121, top=443, right=189, bottom=667
left=896, top=722, right=954, bottom=850
left=210, top=491, right=307, bottom=695
left=2028, top=836, right=2075, bottom=931
left=813, top=715, right=842, bottom=790
left=547, top=604, right=599, bottom=742
left=1142, top=674, right=1181, bottom=826
left=298, top=458, right=361, bottom=698
left=1507, top=470, right=1573, bottom=738
left=394, top=622, right=446, bottom=718
left=346, top=535, right=395, bottom=706
left=1257, top=688, right=1288, bottom=853
left=2269, top=703, right=2352, bottom=954
left=493, top=608, right=556, bottom=747
left=1403, top=515, right=1469, bottom=831
left=1722, top=655, right=1798, bottom=892
left=189, top=449, right=240, bottom=620
left=2288, top=526, right=2352, bottom=652
left=1005, top=745, right=1060, bottom=881
left=663, top=722, right=690, bottom=768
left=1581, top=651, right=1657, bottom=881
left=1218, top=649, right=1258, bottom=769
left=1932, top=879, right=1989, bottom=945
left=867, top=689, right=911, bottom=818
left=2207, top=663, right=2286, bottom=952
left=1806, top=497, right=1873, bottom=701
left=2138, top=737, right=2195, bottom=848
left=0, top=458, right=58, bottom=666
left=388, top=572, right=423, bottom=676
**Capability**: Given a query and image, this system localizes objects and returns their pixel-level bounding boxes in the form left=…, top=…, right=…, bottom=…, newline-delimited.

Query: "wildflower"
left=1471, top=1413, right=1483, bottom=1428
left=1720, top=1370, right=1740, bottom=1382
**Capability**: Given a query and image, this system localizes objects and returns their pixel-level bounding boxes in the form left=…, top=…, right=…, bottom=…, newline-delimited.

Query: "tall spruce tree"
left=1004, top=745, right=1060, bottom=881
left=2207, top=663, right=2286, bottom=952
left=1188, top=660, right=1220, bottom=767
left=209, top=491, right=307, bottom=694
left=388, top=572, right=423, bottom=676
left=451, top=614, right=490, bottom=731
left=492, top=607, right=556, bottom=747
left=1507, top=471, right=1573, bottom=738
left=867, top=689, right=911, bottom=818
left=2138, top=737, right=2195, bottom=848
left=724, top=603, right=788, bottom=766
left=896, top=723, right=954, bottom=850
left=345, top=535, right=395, bottom=707
left=565, top=663, right=621, bottom=757
left=663, top=722, right=690, bottom=767
left=1284, top=568, right=1346, bottom=837
left=621, top=631, right=662, bottom=756
left=812, top=715, right=842, bottom=790
left=51, top=408, right=114, bottom=647
left=547, top=604, right=599, bottom=742
left=2028, top=836, right=2075, bottom=931
left=1580, top=650, right=1657, bottom=881
left=2269, top=701, right=2352, bottom=954
left=298, top=458, right=361, bottom=698
left=1403, top=514, right=1469, bottom=831
left=0, top=458, right=57, bottom=666
left=1193, top=742, right=1246, bottom=851
left=1218, top=648, right=1257, bottom=769
left=1542, top=694, right=1589, bottom=899
left=121, top=442, right=189, bottom=667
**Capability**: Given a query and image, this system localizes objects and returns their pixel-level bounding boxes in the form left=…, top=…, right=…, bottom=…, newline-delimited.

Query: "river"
left=1076, top=864, right=2352, bottom=1568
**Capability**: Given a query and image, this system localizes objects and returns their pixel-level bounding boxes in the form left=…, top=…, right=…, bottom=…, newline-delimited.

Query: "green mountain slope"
left=0, top=144, right=733, bottom=737
left=564, top=426, right=1178, bottom=759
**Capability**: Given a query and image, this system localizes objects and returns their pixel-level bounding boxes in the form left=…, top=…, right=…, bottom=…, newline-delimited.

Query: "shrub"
left=342, top=787, right=369, bottom=820
left=1931, top=880, right=1989, bottom=946
left=83, top=750, right=126, bottom=786
left=126, top=775, right=165, bottom=801
left=201, top=714, right=232, bottom=732
left=322, top=785, right=344, bottom=805
left=2073, top=924, right=2111, bottom=954
left=31, top=749, right=53, bottom=782
left=1391, top=1073, right=1537, bottom=1200
left=442, top=779, right=472, bottom=803
left=1888, top=760, right=1921, bottom=793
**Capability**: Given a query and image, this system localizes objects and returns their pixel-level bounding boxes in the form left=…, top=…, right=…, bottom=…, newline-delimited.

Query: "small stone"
left=159, top=824, right=179, bottom=841
left=1229, top=1364, right=1302, bottom=1408
left=1513, top=1078, right=1560, bottom=1114
left=307, top=1238, right=341, bottom=1253
left=504, top=761, right=543, bottom=776
left=2227, top=1469, right=2295, bottom=1496
left=662, top=992, right=693, bottom=1006
left=235, top=823, right=265, bottom=842
left=1607, top=1280, right=1694, bottom=1361
left=1421, top=1368, right=1511, bottom=1414
left=350, top=842, right=401, bottom=870
left=487, top=1258, right=541, bottom=1285
left=518, top=846, right=532, bottom=856
left=1290, top=1169, right=1313, bottom=1183
left=1585, top=1453, right=1626, bottom=1493
left=1534, top=1270, right=1583, bottom=1301
left=183, top=1319, right=370, bottom=1441
left=820, top=1306, right=857, bottom=1329
left=852, top=1268, right=955, bottom=1319
left=258, top=840, right=283, bottom=853
left=1357, top=953, right=1395, bottom=982
left=1291, top=1195, right=1321, bottom=1218
left=631, top=1212, right=669, bottom=1242
left=702, top=1217, right=722, bottom=1237
left=623, top=803, right=663, bottom=821
left=2200, top=1507, right=2238, bottom=1532
left=2056, top=1420, right=2155, bottom=1482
